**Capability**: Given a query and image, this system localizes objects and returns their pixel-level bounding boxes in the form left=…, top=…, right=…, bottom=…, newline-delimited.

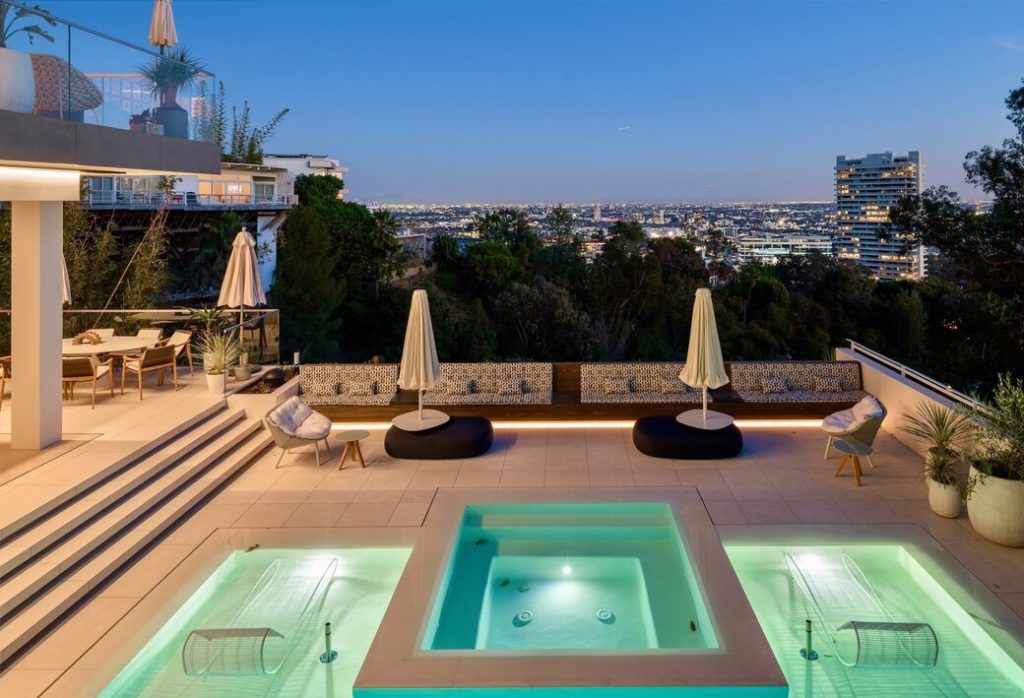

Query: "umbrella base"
left=676, top=409, right=735, bottom=431
left=392, top=409, right=450, bottom=432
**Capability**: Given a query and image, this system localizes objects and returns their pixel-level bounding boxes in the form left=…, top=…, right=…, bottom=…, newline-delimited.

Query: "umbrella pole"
left=702, top=387, right=708, bottom=425
left=418, top=389, right=424, bottom=422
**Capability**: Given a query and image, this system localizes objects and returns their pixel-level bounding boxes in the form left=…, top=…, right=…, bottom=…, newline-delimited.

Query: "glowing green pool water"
left=725, top=542, right=1024, bottom=697
left=100, top=547, right=411, bottom=698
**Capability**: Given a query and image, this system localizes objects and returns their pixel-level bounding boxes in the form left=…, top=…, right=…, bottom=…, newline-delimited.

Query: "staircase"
left=0, top=404, right=271, bottom=665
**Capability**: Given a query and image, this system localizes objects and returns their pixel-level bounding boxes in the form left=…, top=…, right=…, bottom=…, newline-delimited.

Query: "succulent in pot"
left=901, top=401, right=973, bottom=518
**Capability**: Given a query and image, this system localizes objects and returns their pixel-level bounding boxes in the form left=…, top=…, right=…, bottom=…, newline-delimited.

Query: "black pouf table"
left=632, top=415, right=743, bottom=459
left=385, top=416, right=494, bottom=460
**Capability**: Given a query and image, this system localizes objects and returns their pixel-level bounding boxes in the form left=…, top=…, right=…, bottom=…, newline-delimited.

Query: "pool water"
left=100, top=547, right=411, bottom=698
left=725, top=542, right=1024, bottom=697
left=424, top=503, right=716, bottom=651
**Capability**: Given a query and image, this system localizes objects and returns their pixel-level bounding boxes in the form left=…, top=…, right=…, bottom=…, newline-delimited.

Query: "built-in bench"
left=422, top=363, right=553, bottom=405
left=299, top=364, right=398, bottom=406
left=728, top=361, right=866, bottom=403
left=580, top=363, right=702, bottom=404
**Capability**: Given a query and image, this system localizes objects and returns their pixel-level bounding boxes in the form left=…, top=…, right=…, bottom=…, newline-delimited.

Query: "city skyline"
left=40, top=0, right=1024, bottom=202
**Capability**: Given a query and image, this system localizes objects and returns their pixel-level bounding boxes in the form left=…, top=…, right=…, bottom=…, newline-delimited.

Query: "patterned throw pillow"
left=498, top=378, right=523, bottom=396
left=345, top=380, right=377, bottom=396
left=444, top=379, right=473, bottom=395
left=660, top=379, right=688, bottom=394
left=603, top=377, right=632, bottom=395
left=305, top=381, right=339, bottom=397
left=813, top=376, right=843, bottom=393
left=761, top=376, right=788, bottom=393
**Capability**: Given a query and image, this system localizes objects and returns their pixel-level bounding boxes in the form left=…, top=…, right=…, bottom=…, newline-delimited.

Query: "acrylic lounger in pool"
left=784, top=552, right=940, bottom=669
left=181, top=557, right=338, bottom=676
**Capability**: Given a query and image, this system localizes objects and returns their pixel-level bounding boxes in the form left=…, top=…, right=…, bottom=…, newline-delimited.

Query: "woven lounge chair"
left=264, top=396, right=332, bottom=467
left=822, top=395, right=887, bottom=468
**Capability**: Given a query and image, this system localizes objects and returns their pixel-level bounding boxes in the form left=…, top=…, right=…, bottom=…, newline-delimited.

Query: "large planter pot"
left=205, top=371, right=227, bottom=396
left=153, top=104, right=188, bottom=139
left=967, top=466, right=1024, bottom=547
left=926, top=478, right=961, bottom=519
left=0, top=48, right=37, bottom=113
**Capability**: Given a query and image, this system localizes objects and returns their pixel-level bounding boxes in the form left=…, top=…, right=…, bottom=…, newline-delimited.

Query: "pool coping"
left=39, top=526, right=422, bottom=698
left=356, top=487, right=788, bottom=693
left=717, top=523, right=1024, bottom=672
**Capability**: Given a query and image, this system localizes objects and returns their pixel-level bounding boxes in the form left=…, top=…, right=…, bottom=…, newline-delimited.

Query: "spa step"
left=0, top=419, right=271, bottom=664
left=0, top=399, right=228, bottom=541
left=0, top=408, right=247, bottom=579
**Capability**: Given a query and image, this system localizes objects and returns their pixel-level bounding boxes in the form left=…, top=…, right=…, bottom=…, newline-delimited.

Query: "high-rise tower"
left=835, top=151, right=924, bottom=279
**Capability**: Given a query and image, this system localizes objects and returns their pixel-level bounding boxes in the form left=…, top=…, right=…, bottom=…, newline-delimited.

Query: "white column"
left=11, top=201, right=63, bottom=449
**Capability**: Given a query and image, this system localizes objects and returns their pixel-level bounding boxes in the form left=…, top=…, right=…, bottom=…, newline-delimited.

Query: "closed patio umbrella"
left=679, top=287, right=730, bottom=427
left=394, top=289, right=448, bottom=431
left=148, top=0, right=178, bottom=54
left=61, top=253, right=71, bottom=305
left=217, top=227, right=266, bottom=331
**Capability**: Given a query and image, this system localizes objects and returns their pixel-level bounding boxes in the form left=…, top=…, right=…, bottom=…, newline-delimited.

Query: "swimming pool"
left=100, top=547, right=411, bottom=698
left=424, top=502, right=716, bottom=651
left=724, top=532, right=1024, bottom=697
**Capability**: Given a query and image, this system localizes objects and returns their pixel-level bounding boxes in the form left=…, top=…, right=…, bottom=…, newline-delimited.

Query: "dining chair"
left=0, top=356, right=10, bottom=411
left=168, top=330, right=194, bottom=375
left=62, top=356, right=114, bottom=409
left=136, top=328, right=163, bottom=341
left=93, top=328, right=115, bottom=338
left=121, top=345, right=178, bottom=399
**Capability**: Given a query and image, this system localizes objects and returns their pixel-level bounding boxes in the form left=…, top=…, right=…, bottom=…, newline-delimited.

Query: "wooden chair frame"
left=121, top=345, right=178, bottom=400
left=62, top=356, right=115, bottom=409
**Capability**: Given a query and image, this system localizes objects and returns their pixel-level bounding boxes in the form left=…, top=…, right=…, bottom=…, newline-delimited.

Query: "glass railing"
left=0, top=308, right=280, bottom=366
left=84, top=191, right=296, bottom=209
left=0, top=0, right=216, bottom=142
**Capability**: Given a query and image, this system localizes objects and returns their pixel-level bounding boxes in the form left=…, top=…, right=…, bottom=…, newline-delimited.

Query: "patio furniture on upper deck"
left=168, top=330, right=194, bottom=375
left=0, top=356, right=10, bottom=411
left=120, top=345, right=178, bottom=399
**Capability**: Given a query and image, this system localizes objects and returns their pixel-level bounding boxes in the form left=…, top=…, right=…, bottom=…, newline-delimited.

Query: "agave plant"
left=200, top=330, right=239, bottom=375
left=902, top=401, right=975, bottom=486
left=138, top=47, right=204, bottom=108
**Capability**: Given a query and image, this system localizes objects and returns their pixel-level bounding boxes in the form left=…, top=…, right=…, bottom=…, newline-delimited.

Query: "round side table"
left=335, top=429, right=370, bottom=470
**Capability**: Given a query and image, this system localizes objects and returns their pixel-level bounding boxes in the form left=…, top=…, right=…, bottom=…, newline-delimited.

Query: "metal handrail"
left=845, top=339, right=981, bottom=409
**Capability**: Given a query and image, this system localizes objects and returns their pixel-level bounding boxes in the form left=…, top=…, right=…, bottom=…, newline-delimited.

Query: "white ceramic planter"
left=926, top=478, right=961, bottom=519
left=0, top=48, right=36, bottom=113
left=205, top=371, right=227, bottom=396
left=967, top=466, right=1024, bottom=547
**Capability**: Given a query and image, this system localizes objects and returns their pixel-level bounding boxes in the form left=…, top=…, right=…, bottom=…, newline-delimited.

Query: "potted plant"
left=234, top=347, right=251, bottom=381
left=137, top=47, right=204, bottom=139
left=963, top=375, right=1024, bottom=547
left=0, top=1, right=55, bottom=113
left=901, top=401, right=974, bottom=518
left=201, top=330, right=239, bottom=395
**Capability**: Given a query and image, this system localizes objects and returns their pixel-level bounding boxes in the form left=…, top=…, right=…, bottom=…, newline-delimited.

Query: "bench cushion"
left=423, top=363, right=552, bottom=405
left=300, top=364, right=398, bottom=406
left=581, top=363, right=702, bottom=404
left=731, top=361, right=865, bottom=403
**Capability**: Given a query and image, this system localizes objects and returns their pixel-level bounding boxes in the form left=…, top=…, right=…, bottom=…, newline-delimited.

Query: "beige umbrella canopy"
left=148, top=0, right=178, bottom=53
left=394, top=289, right=448, bottom=431
left=217, top=227, right=266, bottom=328
left=679, top=288, right=729, bottom=425
left=29, top=54, right=103, bottom=113
left=61, top=254, right=71, bottom=305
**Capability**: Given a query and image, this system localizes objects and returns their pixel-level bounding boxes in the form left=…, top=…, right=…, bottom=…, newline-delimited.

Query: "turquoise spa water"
left=725, top=542, right=1024, bottom=697
left=424, top=503, right=716, bottom=651
left=100, top=547, right=411, bottom=698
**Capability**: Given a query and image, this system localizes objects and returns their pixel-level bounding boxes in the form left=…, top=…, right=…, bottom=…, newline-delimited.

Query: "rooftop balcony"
left=84, top=190, right=296, bottom=212
left=0, top=1, right=220, bottom=175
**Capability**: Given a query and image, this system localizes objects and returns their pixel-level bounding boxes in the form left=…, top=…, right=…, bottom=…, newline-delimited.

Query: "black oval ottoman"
left=632, top=415, right=743, bottom=459
left=385, top=416, right=494, bottom=460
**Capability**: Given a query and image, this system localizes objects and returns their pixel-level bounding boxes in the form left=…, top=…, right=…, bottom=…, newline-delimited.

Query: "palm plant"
left=0, top=2, right=55, bottom=48
left=902, top=401, right=974, bottom=486
left=138, top=47, right=204, bottom=108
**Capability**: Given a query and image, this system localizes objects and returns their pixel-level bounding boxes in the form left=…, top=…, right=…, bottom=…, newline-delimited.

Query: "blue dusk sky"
left=37, top=0, right=1024, bottom=203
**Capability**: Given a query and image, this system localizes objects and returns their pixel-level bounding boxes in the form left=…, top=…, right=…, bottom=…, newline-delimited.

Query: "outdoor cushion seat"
left=265, top=396, right=332, bottom=467
left=822, top=395, right=887, bottom=465
left=632, top=415, right=743, bottom=460
left=385, top=416, right=494, bottom=460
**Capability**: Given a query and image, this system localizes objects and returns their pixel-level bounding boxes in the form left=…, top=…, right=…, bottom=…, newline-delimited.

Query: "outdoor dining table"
left=61, top=336, right=158, bottom=357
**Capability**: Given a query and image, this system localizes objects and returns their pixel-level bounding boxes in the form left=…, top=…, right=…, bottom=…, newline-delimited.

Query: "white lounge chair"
left=265, top=396, right=332, bottom=467
left=822, top=395, right=887, bottom=468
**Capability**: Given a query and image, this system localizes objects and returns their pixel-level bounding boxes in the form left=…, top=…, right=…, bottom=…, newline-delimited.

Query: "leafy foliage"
left=0, top=2, right=55, bottom=48
left=965, top=374, right=1024, bottom=482
left=138, top=47, right=205, bottom=107
left=192, top=81, right=288, bottom=163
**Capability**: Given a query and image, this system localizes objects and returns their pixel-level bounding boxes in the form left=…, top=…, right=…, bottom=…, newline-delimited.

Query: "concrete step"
left=0, top=417, right=262, bottom=620
left=0, top=422, right=270, bottom=664
left=0, top=409, right=246, bottom=579
left=0, top=400, right=227, bottom=540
